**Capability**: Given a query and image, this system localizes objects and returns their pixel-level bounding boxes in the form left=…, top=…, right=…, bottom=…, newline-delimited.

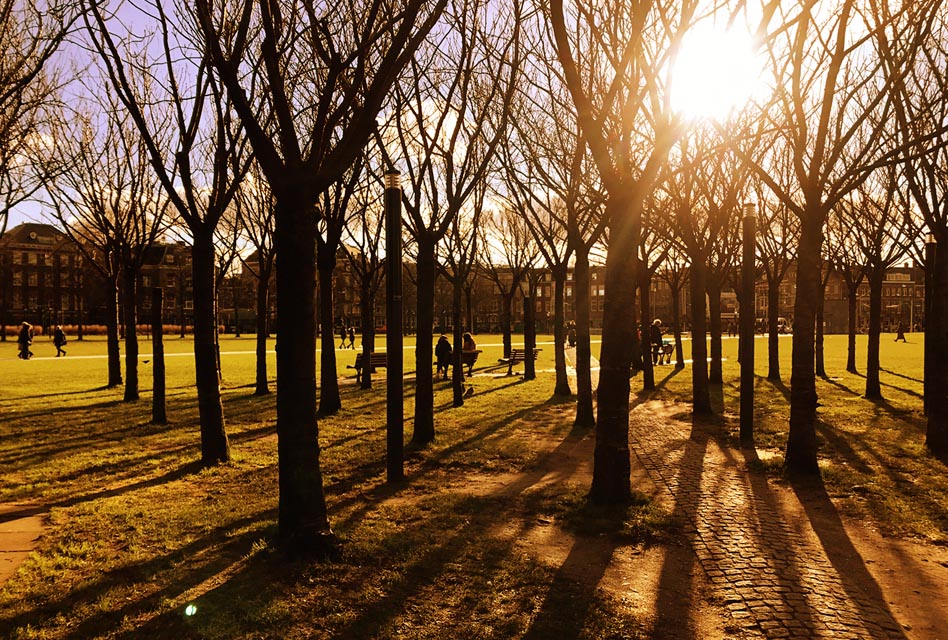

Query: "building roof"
left=0, top=222, right=66, bottom=247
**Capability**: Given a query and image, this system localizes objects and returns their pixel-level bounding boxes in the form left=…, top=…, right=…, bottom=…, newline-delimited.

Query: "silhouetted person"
left=435, top=334, right=452, bottom=379
left=649, top=319, right=663, bottom=365
left=17, top=322, right=33, bottom=360
left=894, top=321, right=907, bottom=342
left=347, top=326, right=356, bottom=349
left=339, top=325, right=347, bottom=349
left=53, top=325, right=67, bottom=357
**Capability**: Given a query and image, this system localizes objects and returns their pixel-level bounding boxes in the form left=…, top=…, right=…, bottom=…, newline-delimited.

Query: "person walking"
left=17, top=322, right=33, bottom=360
left=339, top=325, right=347, bottom=349
left=347, top=326, right=356, bottom=349
left=894, top=320, right=907, bottom=342
left=53, top=325, right=67, bottom=357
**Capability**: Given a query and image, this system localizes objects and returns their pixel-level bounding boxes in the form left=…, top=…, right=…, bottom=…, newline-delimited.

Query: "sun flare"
left=670, top=24, right=764, bottom=121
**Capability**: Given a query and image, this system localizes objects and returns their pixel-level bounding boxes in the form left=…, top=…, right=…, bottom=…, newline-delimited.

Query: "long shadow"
left=653, top=365, right=682, bottom=390
left=52, top=459, right=205, bottom=509
left=823, top=376, right=864, bottom=397
left=0, top=510, right=274, bottom=636
left=879, top=367, right=922, bottom=384
left=790, top=476, right=909, bottom=639
left=643, top=415, right=711, bottom=640
left=0, top=385, right=115, bottom=402
left=765, top=376, right=791, bottom=402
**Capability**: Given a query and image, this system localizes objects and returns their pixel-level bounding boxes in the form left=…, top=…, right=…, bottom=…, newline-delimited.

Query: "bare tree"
left=737, top=2, right=922, bottom=474
left=194, top=0, right=446, bottom=553
left=826, top=213, right=866, bottom=374
left=235, top=163, right=276, bottom=396
left=44, top=94, right=167, bottom=395
left=839, top=166, right=910, bottom=400
left=85, top=1, right=251, bottom=464
left=388, top=0, right=521, bottom=444
left=0, top=0, right=79, bottom=238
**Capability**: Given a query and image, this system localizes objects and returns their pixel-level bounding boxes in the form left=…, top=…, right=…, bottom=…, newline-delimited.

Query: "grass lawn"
left=0, top=330, right=944, bottom=638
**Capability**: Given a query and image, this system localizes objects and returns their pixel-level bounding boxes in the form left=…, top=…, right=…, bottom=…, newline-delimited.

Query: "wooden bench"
left=498, top=347, right=541, bottom=375
left=655, top=341, right=676, bottom=365
left=348, top=352, right=387, bottom=383
left=435, top=349, right=481, bottom=376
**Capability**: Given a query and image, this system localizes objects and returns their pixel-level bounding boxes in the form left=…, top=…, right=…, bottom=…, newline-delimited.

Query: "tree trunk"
left=574, top=247, right=595, bottom=428
left=524, top=289, right=537, bottom=381
left=192, top=230, right=230, bottom=464
left=273, top=191, right=334, bottom=554
left=317, top=257, right=341, bottom=415
left=590, top=196, right=636, bottom=505
left=106, top=277, right=123, bottom=388
left=865, top=268, right=883, bottom=400
left=639, top=270, right=655, bottom=391
left=359, top=278, right=376, bottom=390
left=846, top=283, right=858, bottom=374
left=233, top=282, right=241, bottom=338
left=767, top=273, right=781, bottom=380
left=254, top=268, right=271, bottom=395
left=927, top=245, right=948, bottom=455
left=707, top=279, right=723, bottom=385
left=412, top=238, right=437, bottom=445
left=785, top=215, right=822, bottom=475
left=122, top=266, right=139, bottom=402
left=552, top=268, right=570, bottom=395
left=151, top=287, right=167, bottom=425
left=451, top=278, right=465, bottom=406
left=689, top=258, right=712, bottom=414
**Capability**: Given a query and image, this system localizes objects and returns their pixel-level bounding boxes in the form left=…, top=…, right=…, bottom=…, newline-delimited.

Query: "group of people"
left=338, top=325, right=356, bottom=349
left=16, top=321, right=67, bottom=360
left=435, top=331, right=476, bottom=379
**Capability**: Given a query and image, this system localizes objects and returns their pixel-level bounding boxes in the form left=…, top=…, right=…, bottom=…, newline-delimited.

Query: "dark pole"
left=385, top=170, right=404, bottom=482
left=925, top=234, right=936, bottom=414
left=151, top=287, right=167, bottom=425
left=740, top=202, right=757, bottom=447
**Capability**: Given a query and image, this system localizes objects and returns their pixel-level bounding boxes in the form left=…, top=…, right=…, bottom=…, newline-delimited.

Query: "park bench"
left=460, top=349, right=482, bottom=376
left=655, top=341, right=676, bottom=365
left=498, top=347, right=541, bottom=376
left=348, top=352, right=387, bottom=383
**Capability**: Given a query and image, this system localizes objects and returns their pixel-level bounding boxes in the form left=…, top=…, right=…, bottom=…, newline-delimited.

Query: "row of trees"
left=4, top=0, right=948, bottom=556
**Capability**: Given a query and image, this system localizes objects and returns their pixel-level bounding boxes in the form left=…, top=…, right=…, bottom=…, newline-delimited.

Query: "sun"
left=670, top=24, right=764, bottom=121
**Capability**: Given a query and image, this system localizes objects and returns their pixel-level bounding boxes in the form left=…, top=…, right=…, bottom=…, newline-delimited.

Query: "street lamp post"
left=385, top=169, right=404, bottom=482
left=740, top=201, right=757, bottom=446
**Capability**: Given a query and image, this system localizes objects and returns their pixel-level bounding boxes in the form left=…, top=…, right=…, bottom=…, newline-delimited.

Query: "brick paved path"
left=628, top=399, right=909, bottom=639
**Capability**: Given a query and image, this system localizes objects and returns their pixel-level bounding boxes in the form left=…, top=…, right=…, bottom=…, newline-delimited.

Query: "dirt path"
left=0, top=504, right=45, bottom=586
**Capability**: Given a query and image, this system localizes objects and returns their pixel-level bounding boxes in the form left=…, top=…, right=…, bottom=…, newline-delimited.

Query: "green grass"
left=653, top=331, right=948, bottom=542
left=0, top=333, right=658, bottom=639
left=0, top=330, right=944, bottom=639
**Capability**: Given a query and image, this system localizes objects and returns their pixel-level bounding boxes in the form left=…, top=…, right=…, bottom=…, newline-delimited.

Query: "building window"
left=12, top=272, right=22, bottom=285
left=184, top=300, right=193, bottom=310
left=28, top=294, right=38, bottom=308
left=11, top=253, right=21, bottom=264
left=27, top=253, right=37, bottom=265
left=61, top=295, right=71, bottom=310
left=143, top=275, right=152, bottom=287
left=28, top=273, right=37, bottom=286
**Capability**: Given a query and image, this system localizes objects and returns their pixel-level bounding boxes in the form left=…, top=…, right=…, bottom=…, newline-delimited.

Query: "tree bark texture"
left=523, top=291, right=537, bottom=381
left=274, top=192, right=334, bottom=553
left=688, top=259, right=712, bottom=415
left=192, top=231, right=231, bottom=465
left=151, top=287, right=167, bottom=425
left=590, top=196, right=636, bottom=505
left=785, top=217, right=822, bottom=475
left=317, top=259, right=342, bottom=416
left=452, top=280, right=465, bottom=406
left=927, top=246, right=948, bottom=455
left=122, top=267, right=140, bottom=402
left=412, top=239, right=437, bottom=444
left=552, top=268, right=570, bottom=396
left=865, top=268, right=884, bottom=399
left=255, top=273, right=271, bottom=395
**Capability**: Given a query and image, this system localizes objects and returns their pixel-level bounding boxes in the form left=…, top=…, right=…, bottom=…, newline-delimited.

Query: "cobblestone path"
left=628, top=399, right=910, bottom=639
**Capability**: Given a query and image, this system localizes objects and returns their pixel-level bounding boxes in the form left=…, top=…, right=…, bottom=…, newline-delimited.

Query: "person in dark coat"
left=17, top=322, right=33, bottom=360
left=649, top=319, right=663, bottom=365
left=894, top=320, right=907, bottom=342
left=435, top=334, right=452, bottom=379
left=347, top=326, right=356, bottom=349
left=53, top=325, right=67, bottom=357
